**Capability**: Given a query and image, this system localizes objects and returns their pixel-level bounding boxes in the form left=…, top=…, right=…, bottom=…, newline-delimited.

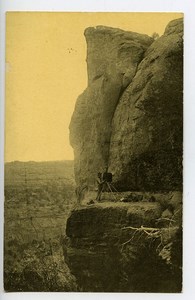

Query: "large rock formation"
left=66, top=18, right=183, bottom=292
left=69, top=18, right=183, bottom=191
left=70, top=26, right=154, bottom=188
left=109, top=18, right=183, bottom=191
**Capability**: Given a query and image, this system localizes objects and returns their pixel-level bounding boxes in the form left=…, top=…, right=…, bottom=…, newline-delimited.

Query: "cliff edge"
left=66, top=18, right=183, bottom=292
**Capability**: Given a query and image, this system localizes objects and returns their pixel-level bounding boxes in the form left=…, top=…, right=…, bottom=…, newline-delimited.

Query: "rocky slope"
left=66, top=18, right=183, bottom=292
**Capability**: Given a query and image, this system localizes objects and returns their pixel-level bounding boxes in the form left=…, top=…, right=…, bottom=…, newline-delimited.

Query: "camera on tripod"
left=96, top=169, right=117, bottom=202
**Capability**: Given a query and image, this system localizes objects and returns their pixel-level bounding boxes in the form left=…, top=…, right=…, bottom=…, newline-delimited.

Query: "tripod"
left=96, top=180, right=118, bottom=202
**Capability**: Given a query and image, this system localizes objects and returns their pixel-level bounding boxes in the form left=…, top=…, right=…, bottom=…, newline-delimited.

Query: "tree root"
left=121, top=225, right=164, bottom=252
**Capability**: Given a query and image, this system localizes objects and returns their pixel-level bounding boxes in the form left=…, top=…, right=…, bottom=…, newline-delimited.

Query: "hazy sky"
left=5, top=12, right=182, bottom=162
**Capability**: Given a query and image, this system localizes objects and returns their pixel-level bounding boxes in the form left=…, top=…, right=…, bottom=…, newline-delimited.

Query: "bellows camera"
left=102, top=172, right=113, bottom=183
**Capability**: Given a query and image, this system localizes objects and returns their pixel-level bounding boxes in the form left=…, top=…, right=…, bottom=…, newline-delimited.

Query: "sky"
left=5, top=12, right=183, bottom=162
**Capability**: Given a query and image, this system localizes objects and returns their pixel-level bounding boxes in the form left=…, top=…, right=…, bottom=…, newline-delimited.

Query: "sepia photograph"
left=4, top=12, right=183, bottom=293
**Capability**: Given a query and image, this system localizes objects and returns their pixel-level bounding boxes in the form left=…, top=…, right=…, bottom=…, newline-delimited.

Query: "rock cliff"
left=69, top=26, right=154, bottom=188
left=63, top=193, right=182, bottom=292
left=69, top=18, right=183, bottom=191
left=66, top=18, right=183, bottom=292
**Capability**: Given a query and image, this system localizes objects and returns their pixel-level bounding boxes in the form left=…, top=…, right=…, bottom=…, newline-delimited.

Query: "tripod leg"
left=96, top=184, right=103, bottom=201
left=106, top=182, right=117, bottom=201
left=110, top=183, right=118, bottom=193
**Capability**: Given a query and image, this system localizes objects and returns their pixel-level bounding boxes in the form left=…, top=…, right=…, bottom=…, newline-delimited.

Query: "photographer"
left=96, top=168, right=113, bottom=202
left=96, top=172, right=106, bottom=202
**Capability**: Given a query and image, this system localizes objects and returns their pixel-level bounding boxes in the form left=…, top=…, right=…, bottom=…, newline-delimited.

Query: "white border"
left=1, top=0, right=195, bottom=299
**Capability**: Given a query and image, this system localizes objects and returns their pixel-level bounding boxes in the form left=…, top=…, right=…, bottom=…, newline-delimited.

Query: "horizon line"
left=4, top=159, right=74, bottom=164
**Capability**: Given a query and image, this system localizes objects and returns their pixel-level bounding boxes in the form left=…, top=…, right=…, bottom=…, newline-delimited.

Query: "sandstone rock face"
left=64, top=202, right=182, bottom=292
left=69, top=19, right=183, bottom=192
left=69, top=27, right=153, bottom=187
left=109, top=18, right=183, bottom=191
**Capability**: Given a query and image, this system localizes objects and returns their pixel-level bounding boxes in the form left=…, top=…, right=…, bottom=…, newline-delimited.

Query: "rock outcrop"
left=66, top=18, right=183, bottom=293
left=109, top=19, right=183, bottom=191
left=64, top=195, right=182, bottom=292
left=69, top=27, right=153, bottom=188
left=69, top=18, right=183, bottom=191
